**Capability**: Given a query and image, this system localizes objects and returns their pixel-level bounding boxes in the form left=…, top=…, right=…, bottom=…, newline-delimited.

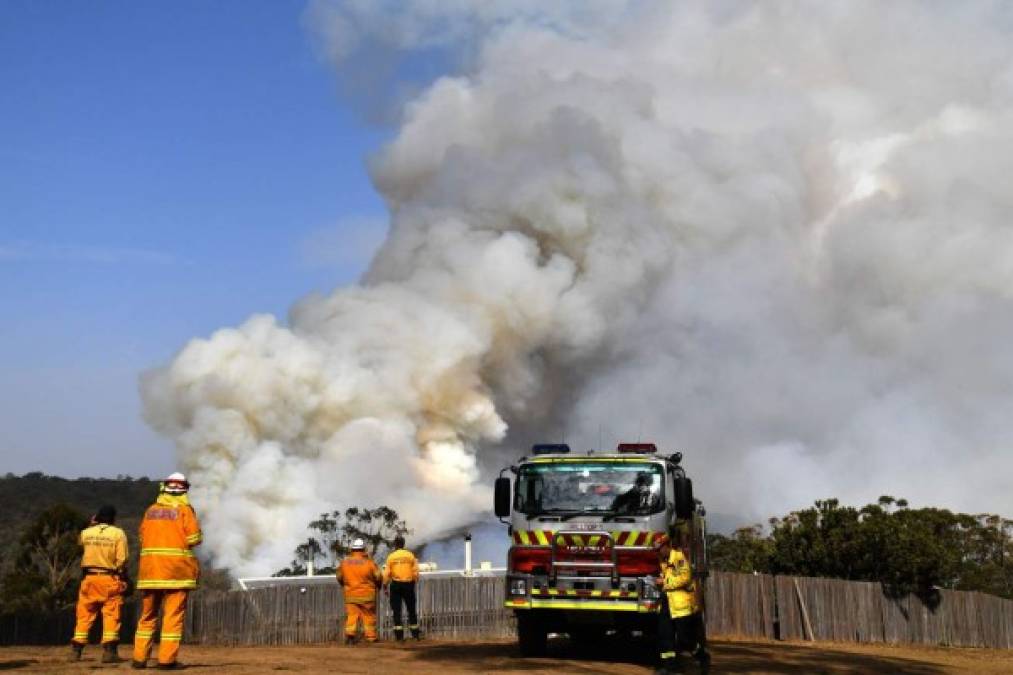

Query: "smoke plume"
left=143, top=1, right=1013, bottom=575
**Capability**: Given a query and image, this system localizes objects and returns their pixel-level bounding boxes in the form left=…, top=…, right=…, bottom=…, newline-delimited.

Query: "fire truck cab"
left=495, top=442, right=707, bottom=655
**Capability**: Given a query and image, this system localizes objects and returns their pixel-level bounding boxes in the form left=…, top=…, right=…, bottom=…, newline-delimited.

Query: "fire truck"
left=494, top=442, right=706, bottom=655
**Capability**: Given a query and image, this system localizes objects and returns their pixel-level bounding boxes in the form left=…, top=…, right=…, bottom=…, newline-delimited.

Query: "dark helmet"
left=95, top=504, right=117, bottom=524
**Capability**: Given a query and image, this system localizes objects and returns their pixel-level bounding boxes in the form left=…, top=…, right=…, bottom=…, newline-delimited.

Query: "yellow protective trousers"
left=72, top=575, right=125, bottom=645
left=344, top=602, right=377, bottom=642
left=133, top=589, right=188, bottom=666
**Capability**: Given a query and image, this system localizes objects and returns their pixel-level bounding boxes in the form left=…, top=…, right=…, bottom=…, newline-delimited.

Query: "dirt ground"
left=2, top=638, right=1012, bottom=674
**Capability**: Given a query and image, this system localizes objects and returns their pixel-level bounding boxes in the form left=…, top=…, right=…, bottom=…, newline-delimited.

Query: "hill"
left=0, top=472, right=162, bottom=574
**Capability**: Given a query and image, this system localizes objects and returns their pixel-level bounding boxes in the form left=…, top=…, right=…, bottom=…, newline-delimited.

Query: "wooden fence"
left=185, top=575, right=513, bottom=646
left=183, top=572, right=1013, bottom=649
left=5, top=572, right=1013, bottom=649
left=772, top=575, right=1013, bottom=648
left=1, top=601, right=140, bottom=646
left=704, top=571, right=776, bottom=639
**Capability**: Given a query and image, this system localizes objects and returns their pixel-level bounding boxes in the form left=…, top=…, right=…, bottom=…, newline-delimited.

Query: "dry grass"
left=2, top=637, right=1012, bottom=673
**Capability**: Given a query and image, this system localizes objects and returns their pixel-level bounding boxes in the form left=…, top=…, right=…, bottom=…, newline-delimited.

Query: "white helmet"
left=351, top=538, right=366, bottom=551
left=164, top=472, right=190, bottom=495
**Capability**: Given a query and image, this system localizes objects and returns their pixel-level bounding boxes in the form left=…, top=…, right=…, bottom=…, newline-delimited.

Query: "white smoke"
left=143, top=1, right=1013, bottom=575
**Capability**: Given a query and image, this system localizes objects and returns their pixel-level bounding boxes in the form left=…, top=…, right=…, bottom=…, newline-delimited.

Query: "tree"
left=706, top=497, right=1013, bottom=603
left=861, top=505, right=963, bottom=604
left=950, top=513, right=1013, bottom=599
left=0, top=473, right=157, bottom=576
left=768, top=499, right=865, bottom=580
left=1, top=503, right=87, bottom=613
left=339, top=506, right=411, bottom=558
left=275, top=506, right=411, bottom=577
left=707, top=525, right=772, bottom=574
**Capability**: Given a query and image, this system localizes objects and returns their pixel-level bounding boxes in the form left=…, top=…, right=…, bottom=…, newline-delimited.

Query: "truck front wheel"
left=516, top=612, right=547, bottom=657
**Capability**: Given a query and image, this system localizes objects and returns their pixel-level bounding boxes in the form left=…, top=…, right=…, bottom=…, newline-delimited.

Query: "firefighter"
left=654, top=535, right=710, bottom=675
left=611, top=472, right=662, bottom=515
left=337, top=538, right=382, bottom=644
left=382, top=535, right=421, bottom=641
left=70, top=504, right=129, bottom=663
left=132, top=472, right=202, bottom=670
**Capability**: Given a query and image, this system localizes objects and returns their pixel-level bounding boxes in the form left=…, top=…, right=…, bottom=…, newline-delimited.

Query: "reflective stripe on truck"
left=507, top=598, right=655, bottom=612
left=512, top=530, right=665, bottom=546
left=530, top=588, right=638, bottom=598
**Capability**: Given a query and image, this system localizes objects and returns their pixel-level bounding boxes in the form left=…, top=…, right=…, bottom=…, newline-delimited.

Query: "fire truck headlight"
left=509, top=578, right=528, bottom=596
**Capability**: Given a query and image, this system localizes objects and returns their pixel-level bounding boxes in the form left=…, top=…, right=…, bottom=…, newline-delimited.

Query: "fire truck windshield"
left=515, top=462, right=665, bottom=516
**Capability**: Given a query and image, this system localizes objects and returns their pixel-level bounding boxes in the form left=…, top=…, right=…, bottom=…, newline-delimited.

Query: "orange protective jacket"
left=336, top=551, right=381, bottom=604
left=382, top=548, right=419, bottom=584
left=137, top=493, right=202, bottom=590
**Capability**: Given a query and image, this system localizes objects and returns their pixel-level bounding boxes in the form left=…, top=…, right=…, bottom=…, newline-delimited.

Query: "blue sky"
left=1, top=1, right=391, bottom=477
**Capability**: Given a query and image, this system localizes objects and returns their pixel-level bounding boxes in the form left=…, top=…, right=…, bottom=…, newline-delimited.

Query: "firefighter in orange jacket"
left=655, top=535, right=710, bottom=675
left=71, top=504, right=129, bottom=663
left=132, top=472, right=202, bottom=670
left=382, top=535, right=421, bottom=641
left=337, top=538, right=382, bottom=644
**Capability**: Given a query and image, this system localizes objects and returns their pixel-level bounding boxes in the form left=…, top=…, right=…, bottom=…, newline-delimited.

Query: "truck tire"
left=517, top=612, right=547, bottom=657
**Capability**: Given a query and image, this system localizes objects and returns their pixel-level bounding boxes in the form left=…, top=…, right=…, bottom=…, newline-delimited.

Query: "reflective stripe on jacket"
left=337, top=551, right=381, bottom=604
left=137, top=494, right=202, bottom=590
left=382, top=548, right=419, bottom=583
left=661, top=549, right=698, bottom=618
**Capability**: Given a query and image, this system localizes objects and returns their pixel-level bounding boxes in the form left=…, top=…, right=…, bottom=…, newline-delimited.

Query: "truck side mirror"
left=674, top=477, right=695, bottom=520
left=495, top=477, right=511, bottom=518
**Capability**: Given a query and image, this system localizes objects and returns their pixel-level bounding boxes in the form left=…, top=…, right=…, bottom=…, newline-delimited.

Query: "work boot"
left=156, top=662, right=184, bottom=670
left=69, top=642, right=84, bottom=661
left=344, top=634, right=357, bottom=646
left=658, top=657, right=684, bottom=674
left=393, top=627, right=404, bottom=641
left=102, top=643, right=124, bottom=663
left=695, top=649, right=711, bottom=675
left=411, top=627, right=421, bottom=641
left=131, top=660, right=148, bottom=669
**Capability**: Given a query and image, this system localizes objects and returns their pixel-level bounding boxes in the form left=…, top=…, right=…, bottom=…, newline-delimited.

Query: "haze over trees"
left=275, top=506, right=411, bottom=577
left=0, top=473, right=156, bottom=562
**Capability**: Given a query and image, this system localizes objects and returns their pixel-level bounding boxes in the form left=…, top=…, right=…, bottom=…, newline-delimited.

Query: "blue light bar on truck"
left=532, top=444, right=571, bottom=455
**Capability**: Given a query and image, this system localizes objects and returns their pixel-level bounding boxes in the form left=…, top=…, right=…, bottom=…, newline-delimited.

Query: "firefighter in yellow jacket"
left=132, top=472, right=202, bottom=670
left=337, top=538, right=382, bottom=644
left=382, top=535, right=421, bottom=641
left=71, top=504, right=129, bottom=663
left=655, top=535, right=710, bottom=675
